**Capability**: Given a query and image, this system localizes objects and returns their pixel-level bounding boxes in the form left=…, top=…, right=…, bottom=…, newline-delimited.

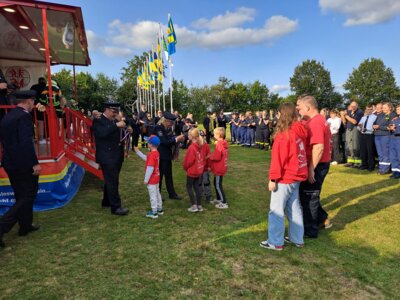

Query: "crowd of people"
left=1, top=72, right=400, bottom=250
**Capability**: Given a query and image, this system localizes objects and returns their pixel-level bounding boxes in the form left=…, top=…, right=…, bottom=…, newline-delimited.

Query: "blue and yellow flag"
left=149, top=51, right=158, bottom=73
left=167, top=15, right=177, bottom=56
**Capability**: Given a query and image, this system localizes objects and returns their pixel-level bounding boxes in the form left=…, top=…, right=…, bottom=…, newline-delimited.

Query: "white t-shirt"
left=327, top=117, right=342, bottom=135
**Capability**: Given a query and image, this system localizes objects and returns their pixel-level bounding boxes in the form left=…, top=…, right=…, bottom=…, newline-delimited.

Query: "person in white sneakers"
left=183, top=128, right=206, bottom=213
left=208, top=127, right=229, bottom=209
left=134, top=135, right=163, bottom=219
left=260, top=103, right=308, bottom=251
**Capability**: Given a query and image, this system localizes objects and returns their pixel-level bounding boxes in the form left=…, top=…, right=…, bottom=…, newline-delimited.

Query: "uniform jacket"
left=209, top=139, right=229, bottom=176
left=374, top=112, right=397, bottom=136
left=0, top=106, right=38, bottom=170
left=93, top=114, right=124, bottom=165
left=269, top=121, right=308, bottom=184
left=154, top=124, right=177, bottom=160
left=183, top=142, right=205, bottom=178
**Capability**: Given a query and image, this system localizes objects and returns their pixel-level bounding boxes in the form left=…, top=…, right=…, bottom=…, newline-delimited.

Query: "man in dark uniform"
left=203, top=112, right=211, bottom=144
left=0, top=90, right=41, bottom=248
left=92, top=100, right=129, bottom=216
left=154, top=112, right=185, bottom=200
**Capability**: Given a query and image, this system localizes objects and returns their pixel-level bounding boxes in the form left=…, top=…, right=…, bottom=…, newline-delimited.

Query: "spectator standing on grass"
left=209, top=127, right=229, bottom=209
left=296, top=95, right=332, bottom=238
left=183, top=128, right=206, bottom=213
left=389, top=104, right=400, bottom=179
left=134, top=135, right=164, bottom=219
left=327, top=109, right=342, bottom=165
left=0, top=91, right=41, bottom=248
left=203, top=112, right=211, bottom=144
left=341, top=101, right=364, bottom=168
left=217, top=110, right=227, bottom=129
left=373, top=102, right=397, bottom=175
left=260, top=103, right=308, bottom=251
left=357, top=105, right=377, bottom=172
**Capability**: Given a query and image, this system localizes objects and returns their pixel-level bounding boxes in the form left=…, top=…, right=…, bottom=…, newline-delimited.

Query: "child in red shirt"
left=134, top=135, right=163, bottom=219
left=183, top=128, right=206, bottom=212
left=209, top=127, right=229, bottom=209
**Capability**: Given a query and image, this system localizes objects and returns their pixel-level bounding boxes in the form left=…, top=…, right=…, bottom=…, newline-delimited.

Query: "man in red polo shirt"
left=296, top=95, right=332, bottom=238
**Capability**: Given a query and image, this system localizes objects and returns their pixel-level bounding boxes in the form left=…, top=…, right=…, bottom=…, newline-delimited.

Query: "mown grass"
left=1, top=144, right=399, bottom=299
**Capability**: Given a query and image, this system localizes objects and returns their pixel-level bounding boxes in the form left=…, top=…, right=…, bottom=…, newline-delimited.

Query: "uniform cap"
left=104, top=99, right=120, bottom=110
left=163, top=111, right=177, bottom=121
left=12, top=90, right=36, bottom=100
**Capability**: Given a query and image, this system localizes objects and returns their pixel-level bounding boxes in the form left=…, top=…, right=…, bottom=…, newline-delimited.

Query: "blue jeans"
left=267, top=181, right=304, bottom=246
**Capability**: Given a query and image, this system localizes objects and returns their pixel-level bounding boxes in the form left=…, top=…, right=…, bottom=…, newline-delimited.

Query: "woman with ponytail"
left=260, top=103, right=308, bottom=251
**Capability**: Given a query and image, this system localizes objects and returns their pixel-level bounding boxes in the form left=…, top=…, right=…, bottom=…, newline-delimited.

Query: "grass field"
left=1, top=144, right=400, bottom=299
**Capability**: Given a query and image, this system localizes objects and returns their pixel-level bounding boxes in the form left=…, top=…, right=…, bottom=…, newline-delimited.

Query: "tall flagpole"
left=169, top=58, right=173, bottom=113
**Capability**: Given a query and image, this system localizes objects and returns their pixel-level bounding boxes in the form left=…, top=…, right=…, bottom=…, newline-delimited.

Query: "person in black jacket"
left=203, top=112, right=211, bottom=144
left=154, top=112, right=185, bottom=200
left=92, top=100, right=129, bottom=216
left=0, top=90, right=41, bottom=248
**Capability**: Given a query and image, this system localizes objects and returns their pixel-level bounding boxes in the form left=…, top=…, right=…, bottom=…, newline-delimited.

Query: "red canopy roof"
left=0, top=0, right=91, bottom=66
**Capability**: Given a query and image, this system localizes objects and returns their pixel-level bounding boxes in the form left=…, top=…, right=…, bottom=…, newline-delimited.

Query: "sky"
left=52, top=0, right=400, bottom=96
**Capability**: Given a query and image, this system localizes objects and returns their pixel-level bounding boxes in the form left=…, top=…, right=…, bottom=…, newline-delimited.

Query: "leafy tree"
left=249, top=80, right=269, bottom=110
left=75, top=72, right=100, bottom=111
left=51, top=68, right=74, bottom=99
left=96, top=73, right=118, bottom=102
left=171, top=79, right=190, bottom=113
left=290, top=59, right=335, bottom=108
left=344, top=58, right=400, bottom=106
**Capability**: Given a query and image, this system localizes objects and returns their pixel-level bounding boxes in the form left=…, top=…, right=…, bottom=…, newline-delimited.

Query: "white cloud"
left=102, top=46, right=132, bottom=57
left=86, top=8, right=298, bottom=57
left=86, top=29, right=132, bottom=57
left=191, top=7, right=256, bottom=30
left=108, top=19, right=160, bottom=49
left=86, top=30, right=106, bottom=51
left=107, top=15, right=298, bottom=50
left=319, top=0, right=400, bottom=26
left=270, top=84, right=290, bottom=93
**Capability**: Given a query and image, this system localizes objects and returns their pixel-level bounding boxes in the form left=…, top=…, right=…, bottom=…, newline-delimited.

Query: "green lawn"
left=1, top=145, right=399, bottom=299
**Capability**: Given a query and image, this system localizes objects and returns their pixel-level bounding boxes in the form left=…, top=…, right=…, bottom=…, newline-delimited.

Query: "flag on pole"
left=167, top=15, right=177, bottom=56
left=162, top=34, right=169, bottom=61
left=149, top=51, right=158, bottom=73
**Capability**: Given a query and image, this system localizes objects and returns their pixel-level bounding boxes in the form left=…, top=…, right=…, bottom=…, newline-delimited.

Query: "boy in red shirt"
left=209, top=127, right=229, bottom=209
left=134, top=135, right=163, bottom=219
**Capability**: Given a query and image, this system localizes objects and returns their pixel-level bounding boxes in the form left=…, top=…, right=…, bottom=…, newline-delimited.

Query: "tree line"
left=52, top=57, right=400, bottom=119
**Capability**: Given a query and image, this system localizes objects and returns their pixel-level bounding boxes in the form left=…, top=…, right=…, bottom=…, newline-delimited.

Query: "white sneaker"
left=215, top=203, right=229, bottom=209
left=209, top=199, right=221, bottom=205
left=188, top=206, right=199, bottom=213
left=330, top=161, right=338, bottom=165
left=197, top=205, right=204, bottom=212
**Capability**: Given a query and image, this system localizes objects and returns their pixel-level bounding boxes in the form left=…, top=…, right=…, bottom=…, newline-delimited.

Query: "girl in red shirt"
left=183, top=128, right=206, bottom=212
left=260, top=103, right=308, bottom=251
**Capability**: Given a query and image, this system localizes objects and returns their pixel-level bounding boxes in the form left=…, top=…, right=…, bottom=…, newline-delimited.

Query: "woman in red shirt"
left=260, top=103, right=308, bottom=251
